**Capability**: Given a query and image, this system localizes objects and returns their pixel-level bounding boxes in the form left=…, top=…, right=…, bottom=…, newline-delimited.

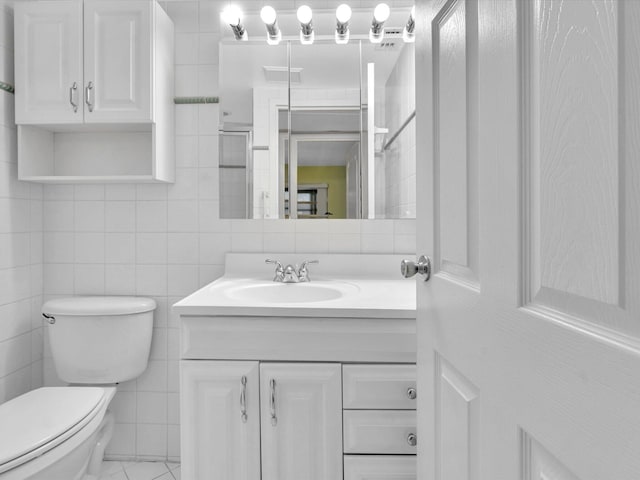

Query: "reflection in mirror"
left=218, top=6, right=415, bottom=220
left=284, top=110, right=361, bottom=219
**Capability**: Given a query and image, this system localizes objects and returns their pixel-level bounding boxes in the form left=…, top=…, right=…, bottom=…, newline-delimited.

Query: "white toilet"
left=0, top=296, right=156, bottom=480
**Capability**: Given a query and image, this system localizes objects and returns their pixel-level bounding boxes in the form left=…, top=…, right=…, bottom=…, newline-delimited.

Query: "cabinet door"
left=180, top=361, right=261, bottom=480
left=14, top=1, right=83, bottom=124
left=83, top=0, right=152, bottom=122
left=260, top=363, right=343, bottom=480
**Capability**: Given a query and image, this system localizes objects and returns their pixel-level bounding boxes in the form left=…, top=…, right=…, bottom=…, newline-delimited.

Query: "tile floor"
left=98, top=461, right=180, bottom=480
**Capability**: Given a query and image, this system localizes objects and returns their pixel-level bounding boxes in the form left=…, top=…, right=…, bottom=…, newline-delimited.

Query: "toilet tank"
left=42, top=296, right=156, bottom=384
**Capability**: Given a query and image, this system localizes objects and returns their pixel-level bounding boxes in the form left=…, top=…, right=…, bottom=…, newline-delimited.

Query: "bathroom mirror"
left=218, top=6, right=416, bottom=220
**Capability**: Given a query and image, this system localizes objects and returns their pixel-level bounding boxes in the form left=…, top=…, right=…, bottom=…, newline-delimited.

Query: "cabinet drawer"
left=343, top=365, right=416, bottom=409
left=343, top=410, right=417, bottom=454
left=344, top=455, right=416, bottom=480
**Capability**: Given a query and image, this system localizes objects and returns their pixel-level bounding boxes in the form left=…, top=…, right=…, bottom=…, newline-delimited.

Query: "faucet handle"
left=265, top=259, right=285, bottom=282
left=298, top=260, right=319, bottom=282
left=265, top=258, right=283, bottom=268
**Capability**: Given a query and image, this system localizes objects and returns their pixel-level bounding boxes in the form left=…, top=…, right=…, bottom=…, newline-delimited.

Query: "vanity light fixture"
left=297, top=5, right=314, bottom=45
left=403, top=6, right=416, bottom=43
left=370, top=3, right=390, bottom=43
left=222, top=5, right=247, bottom=41
left=335, top=4, right=352, bottom=44
left=260, top=5, right=281, bottom=45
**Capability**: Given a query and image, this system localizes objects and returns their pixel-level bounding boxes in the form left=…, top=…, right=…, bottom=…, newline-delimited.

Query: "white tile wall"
left=10, top=0, right=419, bottom=464
left=0, top=4, right=43, bottom=404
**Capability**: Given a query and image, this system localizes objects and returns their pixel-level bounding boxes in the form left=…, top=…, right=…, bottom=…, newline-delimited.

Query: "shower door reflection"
left=282, top=133, right=361, bottom=219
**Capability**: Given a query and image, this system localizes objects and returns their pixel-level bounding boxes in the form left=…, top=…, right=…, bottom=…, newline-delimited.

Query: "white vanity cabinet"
left=13, top=0, right=174, bottom=183
left=181, top=360, right=342, bottom=480
left=178, top=316, right=418, bottom=480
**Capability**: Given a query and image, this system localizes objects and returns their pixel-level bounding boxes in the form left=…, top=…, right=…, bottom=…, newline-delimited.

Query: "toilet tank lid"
left=42, top=296, right=156, bottom=316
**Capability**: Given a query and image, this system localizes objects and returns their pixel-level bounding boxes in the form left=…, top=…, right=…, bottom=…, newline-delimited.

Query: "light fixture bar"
left=370, top=3, right=390, bottom=43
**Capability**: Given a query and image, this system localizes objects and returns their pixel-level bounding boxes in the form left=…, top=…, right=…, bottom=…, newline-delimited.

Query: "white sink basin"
left=225, top=281, right=359, bottom=304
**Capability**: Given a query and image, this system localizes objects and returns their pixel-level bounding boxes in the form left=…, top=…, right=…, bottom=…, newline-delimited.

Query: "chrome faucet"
left=265, top=259, right=319, bottom=283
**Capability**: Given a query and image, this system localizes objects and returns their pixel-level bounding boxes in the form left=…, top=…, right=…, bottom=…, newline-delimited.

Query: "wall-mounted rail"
left=383, top=109, right=415, bottom=151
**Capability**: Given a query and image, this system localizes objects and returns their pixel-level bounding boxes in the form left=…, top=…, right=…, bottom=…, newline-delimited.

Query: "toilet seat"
left=0, top=387, right=110, bottom=475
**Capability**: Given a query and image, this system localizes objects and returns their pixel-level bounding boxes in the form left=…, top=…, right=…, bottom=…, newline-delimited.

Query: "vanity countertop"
left=173, top=275, right=415, bottom=318
left=173, top=253, right=416, bottom=319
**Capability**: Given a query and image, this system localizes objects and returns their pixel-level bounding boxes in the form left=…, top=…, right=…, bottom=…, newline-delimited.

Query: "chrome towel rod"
left=174, top=96, right=219, bottom=104
left=383, top=109, right=416, bottom=151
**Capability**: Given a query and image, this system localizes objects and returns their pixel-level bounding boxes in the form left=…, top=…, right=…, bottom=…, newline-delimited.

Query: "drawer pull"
left=407, top=432, right=417, bottom=447
left=407, top=387, right=417, bottom=400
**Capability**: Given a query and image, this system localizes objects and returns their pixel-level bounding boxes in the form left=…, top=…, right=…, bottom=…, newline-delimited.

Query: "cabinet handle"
left=85, top=81, right=94, bottom=112
left=269, top=378, right=277, bottom=426
left=407, top=432, right=417, bottom=447
left=240, top=375, right=248, bottom=423
left=69, top=82, right=78, bottom=113
left=407, top=387, right=417, bottom=400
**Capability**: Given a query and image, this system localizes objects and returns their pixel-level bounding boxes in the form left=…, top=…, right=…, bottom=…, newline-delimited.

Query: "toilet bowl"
left=0, top=296, right=155, bottom=480
left=0, top=387, right=115, bottom=480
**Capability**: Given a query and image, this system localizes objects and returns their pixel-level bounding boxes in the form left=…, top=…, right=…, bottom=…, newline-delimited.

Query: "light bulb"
left=336, top=4, right=352, bottom=24
left=222, top=5, right=242, bottom=26
left=403, top=5, right=416, bottom=42
left=373, top=3, right=390, bottom=23
left=260, top=5, right=277, bottom=25
left=297, top=5, right=313, bottom=25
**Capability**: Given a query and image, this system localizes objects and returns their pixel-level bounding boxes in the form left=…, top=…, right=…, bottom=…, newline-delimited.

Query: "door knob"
left=401, top=255, right=431, bottom=281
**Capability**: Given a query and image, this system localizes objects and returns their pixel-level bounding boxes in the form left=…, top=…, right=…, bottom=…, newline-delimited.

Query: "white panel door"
left=14, top=1, right=83, bottom=124
left=260, top=363, right=342, bottom=480
left=83, top=0, right=152, bottom=122
left=180, top=361, right=260, bottom=480
left=415, top=0, right=640, bottom=479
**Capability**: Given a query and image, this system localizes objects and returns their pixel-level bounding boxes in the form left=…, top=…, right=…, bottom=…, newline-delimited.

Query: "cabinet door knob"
left=407, top=387, right=417, bottom=400
left=269, top=379, right=277, bottom=426
left=240, top=375, right=248, bottom=423
left=407, top=432, right=417, bottom=446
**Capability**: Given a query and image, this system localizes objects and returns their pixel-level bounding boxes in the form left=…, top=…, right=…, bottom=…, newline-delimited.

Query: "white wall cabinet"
left=13, top=0, right=174, bottom=183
